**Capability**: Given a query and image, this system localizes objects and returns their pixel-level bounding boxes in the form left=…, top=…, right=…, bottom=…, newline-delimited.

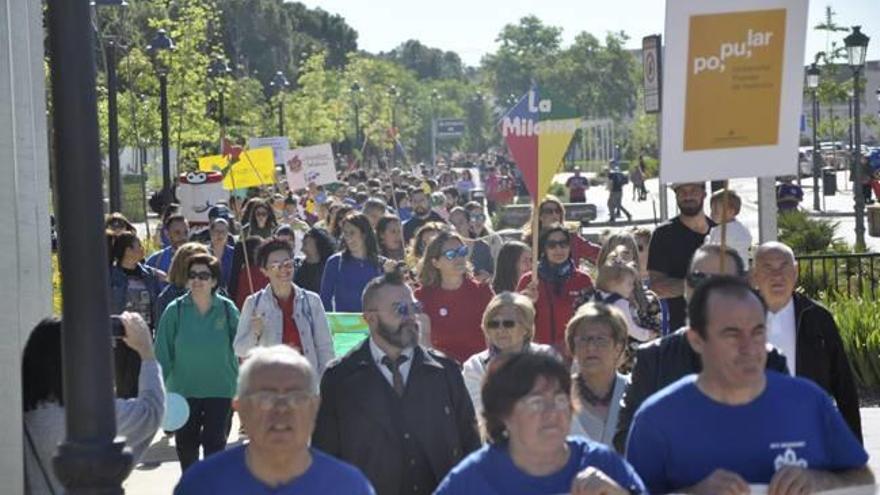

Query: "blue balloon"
left=162, top=393, right=190, bottom=432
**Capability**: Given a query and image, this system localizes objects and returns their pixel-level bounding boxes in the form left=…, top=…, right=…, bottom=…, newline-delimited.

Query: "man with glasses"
left=751, top=241, right=862, bottom=442
left=174, top=346, right=375, bottom=494
left=626, top=276, right=873, bottom=494
left=313, top=270, right=480, bottom=495
left=648, top=182, right=715, bottom=330
left=612, top=244, right=788, bottom=453
left=403, top=189, right=446, bottom=243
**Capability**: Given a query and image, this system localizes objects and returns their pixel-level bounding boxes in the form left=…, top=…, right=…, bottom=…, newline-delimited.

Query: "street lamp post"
left=208, top=55, right=231, bottom=138
left=430, top=88, right=440, bottom=166
left=844, top=25, right=869, bottom=251
left=388, top=85, right=399, bottom=167
left=147, top=29, right=175, bottom=208
left=847, top=88, right=855, bottom=153
left=47, top=0, right=132, bottom=491
left=807, top=63, right=821, bottom=211
left=350, top=81, right=362, bottom=150
left=269, top=71, right=290, bottom=136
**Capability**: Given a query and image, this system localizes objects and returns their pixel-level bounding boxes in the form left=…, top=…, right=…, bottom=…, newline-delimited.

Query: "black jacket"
left=312, top=339, right=480, bottom=495
left=613, top=328, right=790, bottom=453
left=791, top=292, right=862, bottom=443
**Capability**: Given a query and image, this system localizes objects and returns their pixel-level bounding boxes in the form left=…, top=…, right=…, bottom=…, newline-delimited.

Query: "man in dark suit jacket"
left=752, top=242, right=862, bottom=442
left=313, top=271, right=480, bottom=495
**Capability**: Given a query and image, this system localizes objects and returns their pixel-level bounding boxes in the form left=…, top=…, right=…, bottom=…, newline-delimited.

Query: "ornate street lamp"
left=844, top=26, right=869, bottom=251
left=147, top=28, right=175, bottom=207
left=430, top=88, right=441, bottom=166
left=807, top=63, right=821, bottom=210
left=208, top=55, right=231, bottom=134
left=388, top=85, right=399, bottom=166
left=94, top=0, right=127, bottom=212
left=269, top=70, right=290, bottom=136
left=350, top=81, right=362, bottom=149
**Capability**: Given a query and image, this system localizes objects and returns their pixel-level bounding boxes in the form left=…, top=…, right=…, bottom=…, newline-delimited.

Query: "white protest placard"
left=660, top=0, right=808, bottom=184
left=248, top=136, right=289, bottom=165
left=285, top=143, right=338, bottom=190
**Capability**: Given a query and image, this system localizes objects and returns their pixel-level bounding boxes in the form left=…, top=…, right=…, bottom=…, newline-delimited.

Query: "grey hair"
left=236, top=345, right=318, bottom=396
left=753, top=241, right=796, bottom=265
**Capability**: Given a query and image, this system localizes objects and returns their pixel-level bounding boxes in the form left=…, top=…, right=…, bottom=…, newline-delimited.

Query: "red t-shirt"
left=234, top=267, right=270, bottom=309
left=415, top=277, right=494, bottom=363
left=275, top=292, right=301, bottom=351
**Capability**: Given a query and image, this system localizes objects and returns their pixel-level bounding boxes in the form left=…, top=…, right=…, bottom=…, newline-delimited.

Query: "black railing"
left=796, top=252, right=880, bottom=299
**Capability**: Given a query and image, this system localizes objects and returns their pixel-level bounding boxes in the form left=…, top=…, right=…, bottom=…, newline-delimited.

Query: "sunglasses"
left=470, top=213, right=486, bottom=223
left=540, top=207, right=561, bottom=215
left=254, top=210, right=269, bottom=217
left=188, top=271, right=213, bottom=281
left=268, top=259, right=295, bottom=271
left=486, top=319, right=517, bottom=330
left=545, top=239, right=570, bottom=250
left=441, top=245, right=469, bottom=260
left=390, top=301, right=424, bottom=317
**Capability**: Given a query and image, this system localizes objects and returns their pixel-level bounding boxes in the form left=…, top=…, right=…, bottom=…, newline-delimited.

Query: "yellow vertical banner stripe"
left=537, top=118, right=580, bottom=197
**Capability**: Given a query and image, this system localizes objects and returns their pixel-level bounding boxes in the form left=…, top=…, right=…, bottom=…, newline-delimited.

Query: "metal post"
left=159, top=72, right=171, bottom=205
left=431, top=117, right=436, bottom=167
left=353, top=100, right=360, bottom=150
left=757, top=177, right=778, bottom=243
left=657, top=112, right=668, bottom=220
left=46, top=0, right=132, bottom=492
left=218, top=89, right=225, bottom=130
left=390, top=103, right=397, bottom=167
left=812, top=90, right=821, bottom=211
left=848, top=93, right=854, bottom=153
left=106, top=39, right=121, bottom=213
left=853, top=70, right=866, bottom=251
left=278, top=96, right=285, bottom=136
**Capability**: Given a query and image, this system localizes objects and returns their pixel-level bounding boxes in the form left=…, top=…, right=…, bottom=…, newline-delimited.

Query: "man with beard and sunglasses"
left=313, top=270, right=480, bottom=495
left=612, top=245, right=789, bottom=454
left=402, top=189, right=447, bottom=243
left=648, top=182, right=716, bottom=330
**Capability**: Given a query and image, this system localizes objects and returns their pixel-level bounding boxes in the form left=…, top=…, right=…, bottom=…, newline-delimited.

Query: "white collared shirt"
left=766, top=298, right=797, bottom=375
left=369, top=337, right=415, bottom=387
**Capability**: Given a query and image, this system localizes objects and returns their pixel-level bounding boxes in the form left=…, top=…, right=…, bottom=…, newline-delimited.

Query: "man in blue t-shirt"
left=626, top=276, right=873, bottom=494
left=174, top=346, right=374, bottom=494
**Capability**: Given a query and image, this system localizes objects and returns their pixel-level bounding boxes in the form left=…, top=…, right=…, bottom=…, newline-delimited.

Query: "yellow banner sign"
left=198, top=147, right=276, bottom=190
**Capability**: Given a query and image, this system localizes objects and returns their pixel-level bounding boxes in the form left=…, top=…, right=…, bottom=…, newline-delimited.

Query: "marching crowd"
left=21, top=156, right=876, bottom=494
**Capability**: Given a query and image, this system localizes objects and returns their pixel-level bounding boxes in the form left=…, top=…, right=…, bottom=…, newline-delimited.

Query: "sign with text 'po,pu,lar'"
left=661, top=0, right=808, bottom=184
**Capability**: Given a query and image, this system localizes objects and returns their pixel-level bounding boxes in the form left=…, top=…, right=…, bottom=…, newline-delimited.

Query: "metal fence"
left=796, top=252, right=880, bottom=299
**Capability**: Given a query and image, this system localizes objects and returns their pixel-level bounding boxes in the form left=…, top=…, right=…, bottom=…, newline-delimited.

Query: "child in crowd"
left=705, top=189, right=752, bottom=266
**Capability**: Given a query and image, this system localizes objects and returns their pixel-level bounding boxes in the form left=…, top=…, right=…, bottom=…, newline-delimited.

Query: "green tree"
left=381, top=40, right=465, bottom=80
left=481, top=15, right=563, bottom=100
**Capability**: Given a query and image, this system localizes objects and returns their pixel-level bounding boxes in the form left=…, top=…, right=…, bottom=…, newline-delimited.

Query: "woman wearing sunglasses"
left=241, top=198, right=277, bottom=240
left=155, top=254, right=240, bottom=472
left=522, top=195, right=601, bottom=266
left=465, top=201, right=504, bottom=261
left=415, top=230, right=494, bottom=363
left=517, top=224, right=593, bottom=356
left=462, top=292, right=557, bottom=417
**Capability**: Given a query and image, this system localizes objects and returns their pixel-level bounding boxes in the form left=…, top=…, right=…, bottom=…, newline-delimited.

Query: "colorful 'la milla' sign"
left=500, top=87, right=580, bottom=199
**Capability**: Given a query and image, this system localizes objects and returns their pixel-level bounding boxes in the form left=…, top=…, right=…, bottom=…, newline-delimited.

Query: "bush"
left=548, top=182, right=567, bottom=201
left=821, top=291, right=880, bottom=391
left=778, top=210, right=847, bottom=255
left=642, top=157, right=659, bottom=178
left=121, top=175, right=147, bottom=223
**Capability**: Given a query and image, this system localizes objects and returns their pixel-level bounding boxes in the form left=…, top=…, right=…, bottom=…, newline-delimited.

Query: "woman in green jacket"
left=156, top=253, right=240, bottom=472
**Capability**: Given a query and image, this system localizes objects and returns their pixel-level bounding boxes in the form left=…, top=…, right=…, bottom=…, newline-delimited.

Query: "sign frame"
left=660, top=0, right=808, bottom=184
left=435, top=118, right=466, bottom=139
left=643, top=35, right=662, bottom=114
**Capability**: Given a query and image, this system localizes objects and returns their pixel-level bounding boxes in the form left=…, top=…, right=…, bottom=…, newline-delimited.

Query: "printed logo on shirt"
left=771, top=442, right=808, bottom=471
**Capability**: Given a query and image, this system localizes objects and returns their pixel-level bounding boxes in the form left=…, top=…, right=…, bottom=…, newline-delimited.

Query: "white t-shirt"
left=766, top=298, right=797, bottom=375
left=706, top=219, right=753, bottom=265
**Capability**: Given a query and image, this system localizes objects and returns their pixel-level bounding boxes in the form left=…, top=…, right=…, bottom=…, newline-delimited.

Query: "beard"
left=678, top=200, right=704, bottom=217
left=376, top=318, right=419, bottom=350
left=414, top=205, right=430, bottom=218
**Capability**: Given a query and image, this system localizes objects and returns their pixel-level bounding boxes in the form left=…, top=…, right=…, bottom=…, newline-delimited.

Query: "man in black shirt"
left=402, top=189, right=446, bottom=243
left=647, top=182, right=714, bottom=329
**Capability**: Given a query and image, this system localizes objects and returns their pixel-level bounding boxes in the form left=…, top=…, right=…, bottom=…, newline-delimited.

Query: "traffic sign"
left=642, top=35, right=662, bottom=114
left=435, top=118, right=466, bottom=138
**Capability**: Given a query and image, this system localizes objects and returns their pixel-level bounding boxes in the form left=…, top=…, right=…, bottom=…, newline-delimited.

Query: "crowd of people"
left=21, top=156, right=876, bottom=494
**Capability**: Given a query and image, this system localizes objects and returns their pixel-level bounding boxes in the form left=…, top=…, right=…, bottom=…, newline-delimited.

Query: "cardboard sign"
left=661, top=0, right=808, bottom=183
left=198, top=147, right=276, bottom=190
left=285, top=143, right=337, bottom=190
left=248, top=136, right=290, bottom=165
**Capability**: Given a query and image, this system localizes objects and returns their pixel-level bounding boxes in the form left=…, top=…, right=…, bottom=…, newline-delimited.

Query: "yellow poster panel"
left=198, top=147, right=276, bottom=190
left=537, top=118, right=579, bottom=198
left=684, top=9, right=786, bottom=151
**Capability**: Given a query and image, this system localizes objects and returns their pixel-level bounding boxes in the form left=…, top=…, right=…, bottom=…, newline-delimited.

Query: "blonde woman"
left=566, top=302, right=629, bottom=447
left=461, top=291, right=557, bottom=415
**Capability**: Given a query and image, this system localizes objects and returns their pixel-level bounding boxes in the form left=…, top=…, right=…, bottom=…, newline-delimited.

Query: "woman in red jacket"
left=517, top=224, right=593, bottom=355
left=415, top=230, right=494, bottom=363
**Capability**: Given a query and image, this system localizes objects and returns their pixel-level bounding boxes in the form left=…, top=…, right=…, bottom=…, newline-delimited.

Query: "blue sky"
left=299, top=0, right=879, bottom=66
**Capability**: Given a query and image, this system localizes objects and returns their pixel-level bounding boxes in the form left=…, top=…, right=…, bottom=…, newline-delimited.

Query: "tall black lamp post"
left=208, top=55, right=231, bottom=141
left=472, top=91, right=485, bottom=153
left=350, top=80, right=362, bottom=149
left=48, top=0, right=132, bottom=491
left=844, top=25, right=869, bottom=251
left=147, top=28, right=175, bottom=207
left=807, top=63, right=821, bottom=210
left=388, top=84, right=399, bottom=167
left=430, top=88, right=441, bottom=166
left=94, top=0, right=127, bottom=212
left=269, top=70, right=290, bottom=136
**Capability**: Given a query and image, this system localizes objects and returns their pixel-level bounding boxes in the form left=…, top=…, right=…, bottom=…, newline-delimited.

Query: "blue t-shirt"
left=174, top=445, right=375, bottom=495
left=319, top=253, right=383, bottom=312
left=626, top=372, right=868, bottom=494
left=434, top=436, right=645, bottom=494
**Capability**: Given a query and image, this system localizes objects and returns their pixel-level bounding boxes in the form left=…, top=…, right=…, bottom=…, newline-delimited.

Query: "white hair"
left=754, top=241, right=796, bottom=265
left=237, top=345, right=318, bottom=396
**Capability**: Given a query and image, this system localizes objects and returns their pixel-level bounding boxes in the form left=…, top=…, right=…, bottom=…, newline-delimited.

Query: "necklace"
left=576, top=374, right=614, bottom=407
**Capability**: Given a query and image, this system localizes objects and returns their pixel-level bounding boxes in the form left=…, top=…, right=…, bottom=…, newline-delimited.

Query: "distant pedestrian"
left=776, top=177, right=803, bottom=211
left=565, top=168, right=590, bottom=203
left=606, top=167, right=631, bottom=222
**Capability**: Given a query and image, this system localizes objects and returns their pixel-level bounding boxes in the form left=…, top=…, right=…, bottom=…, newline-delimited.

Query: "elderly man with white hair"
left=174, top=346, right=375, bottom=494
left=751, top=241, right=862, bottom=443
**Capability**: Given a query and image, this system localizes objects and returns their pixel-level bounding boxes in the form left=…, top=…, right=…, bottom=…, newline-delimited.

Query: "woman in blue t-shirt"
left=319, top=212, right=384, bottom=312
left=435, top=352, right=645, bottom=495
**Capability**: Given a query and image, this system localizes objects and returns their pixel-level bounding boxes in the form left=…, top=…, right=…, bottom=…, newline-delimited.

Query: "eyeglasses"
left=441, top=245, right=469, bottom=260
left=254, top=210, right=269, bottom=217
left=520, top=393, right=570, bottom=414
left=470, top=213, right=486, bottom=223
left=545, top=239, right=570, bottom=250
left=268, top=259, right=295, bottom=271
left=244, top=390, right=314, bottom=411
left=486, top=319, right=518, bottom=330
left=573, top=334, right=614, bottom=348
left=390, top=300, right=424, bottom=317
left=188, top=271, right=213, bottom=281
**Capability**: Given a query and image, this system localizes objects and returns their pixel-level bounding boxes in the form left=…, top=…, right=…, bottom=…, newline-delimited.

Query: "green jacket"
left=156, top=292, right=240, bottom=399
